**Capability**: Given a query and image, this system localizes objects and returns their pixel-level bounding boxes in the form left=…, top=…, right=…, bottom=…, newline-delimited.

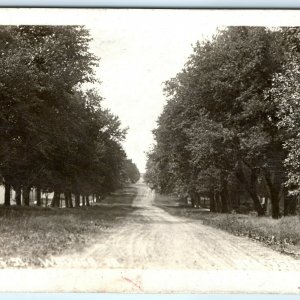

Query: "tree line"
left=145, top=26, right=300, bottom=219
left=0, top=25, right=140, bottom=207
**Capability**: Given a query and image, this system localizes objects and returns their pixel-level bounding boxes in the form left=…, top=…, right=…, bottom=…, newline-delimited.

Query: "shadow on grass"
left=99, top=185, right=138, bottom=206
left=0, top=184, right=139, bottom=218
left=153, top=192, right=211, bottom=219
left=0, top=184, right=140, bottom=267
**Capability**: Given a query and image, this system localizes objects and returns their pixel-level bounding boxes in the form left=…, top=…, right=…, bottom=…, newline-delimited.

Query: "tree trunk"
left=220, top=172, right=229, bottom=213
left=227, top=190, right=233, bottom=212
left=191, top=196, right=195, bottom=208
left=51, top=191, right=60, bottom=207
left=271, top=194, right=280, bottom=219
left=51, top=193, right=55, bottom=207
left=64, top=192, right=73, bottom=208
left=15, top=186, right=21, bottom=206
left=249, top=168, right=265, bottom=216
left=236, top=162, right=265, bottom=216
left=56, top=192, right=61, bottom=207
left=214, top=191, right=221, bottom=212
left=290, top=197, right=297, bottom=215
left=81, top=195, right=86, bottom=206
left=45, top=194, right=48, bottom=207
left=4, top=181, right=11, bottom=206
left=264, top=172, right=281, bottom=219
left=269, top=186, right=280, bottom=219
left=96, top=194, right=101, bottom=203
left=190, top=190, right=197, bottom=208
left=75, top=194, right=80, bottom=207
left=284, top=195, right=297, bottom=216
left=86, top=195, right=90, bottom=206
left=193, top=192, right=198, bottom=208
left=284, top=194, right=288, bottom=216
left=69, top=192, right=73, bottom=208
left=220, top=188, right=228, bottom=213
left=22, top=186, right=30, bottom=206
left=209, top=190, right=216, bottom=212
left=196, top=193, right=200, bottom=208
left=36, top=187, right=41, bottom=206
left=64, top=192, right=70, bottom=208
left=283, top=186, right=297, bottom=216
left=248, top=189, right=265, bottom=216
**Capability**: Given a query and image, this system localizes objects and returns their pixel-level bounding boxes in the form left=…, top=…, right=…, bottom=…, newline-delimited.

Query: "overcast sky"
left=86, top=11, right=218, bottom=173
left=1, top=9, right=300, bottom=172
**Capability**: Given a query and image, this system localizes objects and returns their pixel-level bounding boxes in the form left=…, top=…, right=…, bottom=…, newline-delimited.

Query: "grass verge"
left=0, top=185, right=138, bottom=268
left=154, top=192, right=300, bottom=258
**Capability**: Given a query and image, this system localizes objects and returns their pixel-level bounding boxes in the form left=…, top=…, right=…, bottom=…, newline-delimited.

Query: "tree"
left=264, top=27, right=300, bottom=215
left=0, top=26, right=131, bottom=207
left=185, top=112, right=237, bottom=212
left=268, top=59, right=300, bottom=213
left=123, top=159, right=140, bottom=183
left=0, top=26, right=99, bottom=205
left=146, top=26, right=290, bottom=218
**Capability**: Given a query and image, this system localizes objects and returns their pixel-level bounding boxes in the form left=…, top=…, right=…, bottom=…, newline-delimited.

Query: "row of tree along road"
left=145, top=27, right=300, bottom=219
left=0, top=26, right=140, bottom=208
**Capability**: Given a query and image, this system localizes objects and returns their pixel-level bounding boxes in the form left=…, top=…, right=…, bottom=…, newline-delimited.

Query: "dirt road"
left=1, top=182, right=300, bottom=293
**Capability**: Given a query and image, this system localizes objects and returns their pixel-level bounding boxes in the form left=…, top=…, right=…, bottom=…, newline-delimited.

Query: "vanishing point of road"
left=1, top=181, right=300, bottom=293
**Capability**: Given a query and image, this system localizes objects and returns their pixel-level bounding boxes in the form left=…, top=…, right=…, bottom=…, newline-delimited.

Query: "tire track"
left=53, top=182, right=300, bottom=272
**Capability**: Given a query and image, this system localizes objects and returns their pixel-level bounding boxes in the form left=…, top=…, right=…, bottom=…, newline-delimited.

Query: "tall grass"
left=202, top=214, right=300, bottom=247
left=155, top=192, right=300, bottom=257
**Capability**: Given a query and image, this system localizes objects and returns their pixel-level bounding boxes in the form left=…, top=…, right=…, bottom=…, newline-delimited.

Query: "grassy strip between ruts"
left=154, top=193, right=300, bottom=258
left=0, top=185, right=138, bottom=268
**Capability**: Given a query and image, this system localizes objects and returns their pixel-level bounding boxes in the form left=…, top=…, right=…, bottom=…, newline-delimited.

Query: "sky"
left=1, top=9, right=300, bottom=172
left=86, top=10, right=218, bottom=173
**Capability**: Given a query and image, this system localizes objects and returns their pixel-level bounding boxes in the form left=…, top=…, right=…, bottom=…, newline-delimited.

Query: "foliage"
left=269, top=60, right=300, bottom=193
left=122, top=159, right=140, bottom=184
left=0, top=25, right=139, bottom=206
left=145, top=26, right=298, bottom=218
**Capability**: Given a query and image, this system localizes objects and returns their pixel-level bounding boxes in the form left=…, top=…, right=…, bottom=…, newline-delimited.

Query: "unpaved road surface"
left=1, top=182, right=300, bottom=293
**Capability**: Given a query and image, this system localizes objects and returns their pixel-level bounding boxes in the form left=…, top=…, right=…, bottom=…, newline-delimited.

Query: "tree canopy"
left=0, top=25, right=139, bottom=207
left=145, top=26, right=300, bottom=218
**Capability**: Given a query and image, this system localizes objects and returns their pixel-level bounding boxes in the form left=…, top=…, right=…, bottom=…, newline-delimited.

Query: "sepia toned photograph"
left=0, top=8, right=300, bottom=294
